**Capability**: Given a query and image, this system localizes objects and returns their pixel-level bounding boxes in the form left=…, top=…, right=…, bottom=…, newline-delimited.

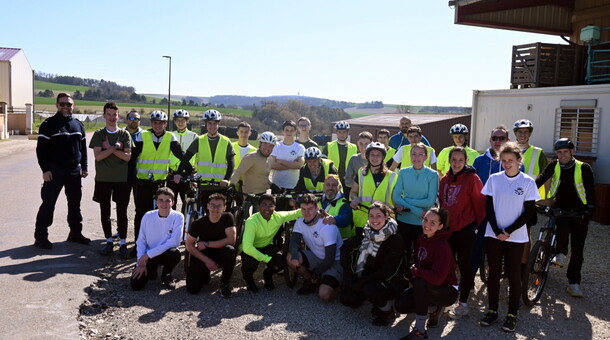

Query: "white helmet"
left=173, top=109, right=189, bottom=119
left=203, top=109, right=222, bottom=121
left=365, top=142, right=387, bottom=158
left=334, top=121, right=350, bottom=130
left=513, top=119, right=533, bottom=132
left=150, top=110, right=168, bottom=121
left=450, top=124, right=469, bottom=135
left=258, top=131, right=277, bottom=145
left=304, top=147, right=322, bottom=160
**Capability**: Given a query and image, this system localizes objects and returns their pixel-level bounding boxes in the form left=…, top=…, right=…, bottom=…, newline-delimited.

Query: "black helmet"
left=365, top=142, right=387, bottom=158
left=554, top=138, right=575, bottom=151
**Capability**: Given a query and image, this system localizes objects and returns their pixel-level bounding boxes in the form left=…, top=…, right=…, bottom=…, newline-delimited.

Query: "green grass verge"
left=34, top=80, right=91, bottom=93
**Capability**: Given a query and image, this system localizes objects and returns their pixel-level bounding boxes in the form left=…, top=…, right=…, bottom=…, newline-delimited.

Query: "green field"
left=34, top=80, right=91, bottom=93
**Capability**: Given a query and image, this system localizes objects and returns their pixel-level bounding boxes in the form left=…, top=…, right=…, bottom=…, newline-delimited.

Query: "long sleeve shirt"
left=393, top=166, right=439, bottom=225
left=37, top=112, right=88, bottom=173
left=136, top=210, right=184, bottom=259
left=241, top=209, right=302, bottom=263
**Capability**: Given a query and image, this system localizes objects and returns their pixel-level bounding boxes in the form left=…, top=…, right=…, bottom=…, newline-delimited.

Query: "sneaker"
left=399, top=328, right=429, bottom=340
left=161, top=274, right=176, bottom=290
left=118, top=245, right=129, bottom=259
left=552, top=253, right=566, bottom=267
left=479, top=310, right=498, bottom=326
left=100, top=242, right=114, bottom=255
left=502, top=314, right=517, bottom=332
left=112, top=232, right=120, bottom=240
left=448, top=303, right=469, bottom=320
left=263, top=268, right=275, bottom=291
left=34, top=238, right=53, bottom=249
left=220, top=283, right=232, bottom=298
left=427, top=305, right=442, bottom=328
left=372, top=307, right=397, bottom=326
left=297, top=279, right=318, bottom=295
left=66, top=233, right=91, bottom=244
left=566, top=283, right=584, bottom=297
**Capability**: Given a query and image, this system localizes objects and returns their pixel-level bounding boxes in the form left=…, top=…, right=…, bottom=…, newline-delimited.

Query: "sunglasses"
left=58, top=102, right=73, bottom=107
left=128, top=116, right=140, bottom=121
left=491, top=136, right=507, bottom=141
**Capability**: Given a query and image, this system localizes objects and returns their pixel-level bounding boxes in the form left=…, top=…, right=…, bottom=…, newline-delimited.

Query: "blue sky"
left=4, top=1, right=563, bottom=106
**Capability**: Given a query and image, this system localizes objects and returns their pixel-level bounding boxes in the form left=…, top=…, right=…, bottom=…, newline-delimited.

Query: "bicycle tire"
left=522, top=240, right=551, bottom=307
left=182, top=199, right=198, bottom=274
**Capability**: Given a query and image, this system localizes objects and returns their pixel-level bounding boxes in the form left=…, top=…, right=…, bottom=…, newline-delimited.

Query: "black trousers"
left=395, top=277, right=458, bottom=315
left=130, top=248, right=181, bottom=290
left=186, top=246, right=237, bottom=294
left=134, top=180, right=165, bottom=240
left=556, top=216, right=589, bottom=284
left=469, top=219, right=488, bottom=284
left=448, top=222, right=476, bottom=303
left=93, top=181, right=130, bottom=240
left=35, top=166, right=83, bottom=240
left=240, top=244, right=279, bottom=282
left=397, top=221, right=422, bottom=268
left=166, top=178, right=189, bottom=211
left=340, top=279, right=408, bottom=309
left=486, top=237, right=524, bottom=315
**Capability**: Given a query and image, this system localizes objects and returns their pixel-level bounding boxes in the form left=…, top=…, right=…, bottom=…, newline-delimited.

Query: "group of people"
left=35, top=94, right=596, bottom=339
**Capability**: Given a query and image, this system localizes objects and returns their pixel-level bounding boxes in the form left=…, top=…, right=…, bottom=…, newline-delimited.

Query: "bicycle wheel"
left=183, top=198, right=198, bottom=274
left=522, top=240, right=551, bottom=307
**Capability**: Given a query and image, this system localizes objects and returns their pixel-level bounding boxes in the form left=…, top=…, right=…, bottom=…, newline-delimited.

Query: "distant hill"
left=208, top=95, right=356, bottom=109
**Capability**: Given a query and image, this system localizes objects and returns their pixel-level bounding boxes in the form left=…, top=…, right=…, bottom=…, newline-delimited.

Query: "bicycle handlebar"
left=536, top=204, right=587, bottom=218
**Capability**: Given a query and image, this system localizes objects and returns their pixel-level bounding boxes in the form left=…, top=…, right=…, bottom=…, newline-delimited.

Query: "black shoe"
left=66, top=233, right=91, bottom=244
left=118, top=245, right=129, bottom=259
left=400, top=329, right=429, bottom=340
left=502, top=314, right=517, bottom=332
left=427, top=305, right=442, bottom=328
left=161, top=274, right=176, bottom=290
left=220, top=283, right=232, bottom=298
left=34, top=238, right=53, bottom=249
left=245, top=279, right=259, bottom=293
left=297, top=279, right=318, bottom=295
left=372, top=308, right=397, bottom=326
left=479, top=310, right=498, bottom=326
left=263, top=268, right=275, bottom=291
left=100, top=242, right=114, bottom=255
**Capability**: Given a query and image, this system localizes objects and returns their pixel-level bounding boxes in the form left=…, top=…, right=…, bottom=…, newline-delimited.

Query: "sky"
left=3, top=1, right=564, bottom=107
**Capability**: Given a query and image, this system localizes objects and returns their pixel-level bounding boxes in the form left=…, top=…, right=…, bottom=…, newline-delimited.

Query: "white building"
left=0, top=47, right=34, bottom=139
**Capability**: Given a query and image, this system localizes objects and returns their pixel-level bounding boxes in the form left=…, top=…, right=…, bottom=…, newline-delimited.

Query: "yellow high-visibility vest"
left=327, top=141, right=357, bottom=171
left=399, top=144, right=435, bottom=169
left=196, top=135, right=231, bottom=181
left=353, top=170, right=397, bottom=228
left=136, top=131, right=172, bottom=180
left=547, top=160, right=587, bottom=204
left=303, top=159, right=334, bottom=191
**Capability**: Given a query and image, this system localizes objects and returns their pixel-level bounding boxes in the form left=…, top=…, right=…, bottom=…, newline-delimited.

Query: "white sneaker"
left=566, top=284, right=583, bottom=297
left=448, top=303, right=469, bottom=320
left=552, top=253, right=566, bottom=267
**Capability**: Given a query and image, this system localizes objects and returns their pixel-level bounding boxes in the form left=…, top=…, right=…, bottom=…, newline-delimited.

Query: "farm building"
left=337, top=113, right=472, bottom=151
left=451, top=0, right=610, bottom=223
left=0, top=47, right=34, bottom=139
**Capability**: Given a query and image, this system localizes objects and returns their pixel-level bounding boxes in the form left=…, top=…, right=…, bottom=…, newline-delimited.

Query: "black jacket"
left=37, top=112, right=87, bottom=173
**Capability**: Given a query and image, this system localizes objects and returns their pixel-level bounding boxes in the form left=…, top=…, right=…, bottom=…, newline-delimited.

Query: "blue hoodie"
left=473, top=148, right=524, bottom=185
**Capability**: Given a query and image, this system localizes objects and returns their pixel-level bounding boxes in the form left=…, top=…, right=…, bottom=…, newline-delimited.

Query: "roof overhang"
left=452, top=0, right=575, bottom=36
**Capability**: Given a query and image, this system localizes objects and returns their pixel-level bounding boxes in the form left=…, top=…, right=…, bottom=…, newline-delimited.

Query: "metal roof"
left=0, top=47, right=22, bottom=61
left=342, top=113, right=471, bottom=127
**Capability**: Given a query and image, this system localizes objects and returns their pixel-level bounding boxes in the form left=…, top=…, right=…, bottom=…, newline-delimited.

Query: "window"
left=555, top=107, right=600, bottom=156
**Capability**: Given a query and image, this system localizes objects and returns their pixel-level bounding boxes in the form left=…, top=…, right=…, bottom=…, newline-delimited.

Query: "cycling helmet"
left=150, top=110, right=168, bottom=121
left=173, top=109, right=189, bottom=119
left=513, top=119, right=534, bottom=132
left=304, top=147, right=322, bottom=160
left=203, top=109, right=222, bottom=121
left=365, top=142, right=387, bottom=158
left=258, top=131, right=277, bottom=145
left=554, top=138, right=575, bottom=151
left=334, top=121, right=350, bottom=130
left=449, top=124, right=469, bottom=135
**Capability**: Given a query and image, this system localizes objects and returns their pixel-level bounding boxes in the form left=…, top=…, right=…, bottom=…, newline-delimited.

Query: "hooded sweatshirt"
left=472, top=148, right=503, bottom=185
left=411, top=231, right=457, bottom=286
left=439, top=165, right=486, bottom=232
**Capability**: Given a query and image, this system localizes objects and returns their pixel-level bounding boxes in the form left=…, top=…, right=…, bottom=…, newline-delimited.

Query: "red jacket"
left=439, top=165, right=486, bottom=232
left=411, top=231, right=457, bottom=286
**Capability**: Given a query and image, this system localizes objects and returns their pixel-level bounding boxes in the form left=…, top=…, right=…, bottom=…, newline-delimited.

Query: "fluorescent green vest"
left=196, top=135, right=231, bottom=181
left=232, top=141, right=257, bottom=169
left=547, top=160, right=587, bottom=204
left=326, top=141, right=357, bottom=172
left=304, top=159, right=334, bottom=191
left=136, top=131, right=172, bottom=180
left=399, top=144, right=435, bottom=169
left=169, top=129, right=198, bottom=171
left=436, top=146, right=479, bottom=175
left=353, top=170, right=397, bottom=228
left=384, top=147, right=396, bottom=163
left=522, top=145, right=546, bottom=198
left=319, top=197, right=353, bottom=239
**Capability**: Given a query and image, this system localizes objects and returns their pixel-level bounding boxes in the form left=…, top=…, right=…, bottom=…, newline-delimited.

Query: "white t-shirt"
left=481, top=171, right=540, bottom=243
left=238, top=144, right=256, bottom=160
left=270, top=141, right=305, bottom=189
left=293, top=217, right=343, bottom=260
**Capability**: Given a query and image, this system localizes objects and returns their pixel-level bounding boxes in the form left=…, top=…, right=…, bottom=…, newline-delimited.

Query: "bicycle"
left=521, top=204, right=585, bottom=307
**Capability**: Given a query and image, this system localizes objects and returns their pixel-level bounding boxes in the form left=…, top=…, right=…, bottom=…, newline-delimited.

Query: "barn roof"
left=342, top=113, right=471, bottom=127
left=0, top=48, right=22, bottom=61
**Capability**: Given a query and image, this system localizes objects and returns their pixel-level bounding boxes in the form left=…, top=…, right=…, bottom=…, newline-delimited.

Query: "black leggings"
left=130, top=248, right=181, bottom=290
left=556, top=217, right=589, bottom=285
left=448, top=222, right=476, bottom=303
left=395, top=277, right=458, bottom=316
left=486, top=237, right=524, bottom=315
left=397, top=221, right=422, bottom=268
left=186, top=246, right=237, bottom=294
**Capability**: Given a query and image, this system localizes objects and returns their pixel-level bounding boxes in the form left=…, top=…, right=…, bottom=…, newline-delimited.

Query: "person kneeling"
left=131, top=187, right=184, bottom=291
left=395, top=208, right=458, bottom=340
left=185, top=193, right=237, bottom=298
left=287, top=194, right=343, bottom=300
left=339, top=202, right=407, bottom=326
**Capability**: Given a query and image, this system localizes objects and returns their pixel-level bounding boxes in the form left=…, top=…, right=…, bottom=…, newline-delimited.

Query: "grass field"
left=34, top=80, right=91, bottom=93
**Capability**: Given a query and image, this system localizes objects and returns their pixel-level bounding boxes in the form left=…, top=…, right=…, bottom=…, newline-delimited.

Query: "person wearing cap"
left=167, top=109, right=198, bottom=210
left=390, top=126, right=437, bottom=171
left=295, top=147, right=338, bottom=193
left=436, top=124, right=479, bottom=176
left=388, top=116, right=431, bottom=151
left=229, top=131, right=278, bottom=195
left=131, top=110, right=184, bottom=256
left=296, top=117, right=319, bottom=150
left=270, top=120, right=305, bottom=190
left=345, top=132, right=374, bottom=195
left=535, top=138, right=595, bottom=298
left=323, top=121, right=358, bottom=196
left=349, top=142, right=398, bottom=234
left=176, top=109, right=235, bottom=187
